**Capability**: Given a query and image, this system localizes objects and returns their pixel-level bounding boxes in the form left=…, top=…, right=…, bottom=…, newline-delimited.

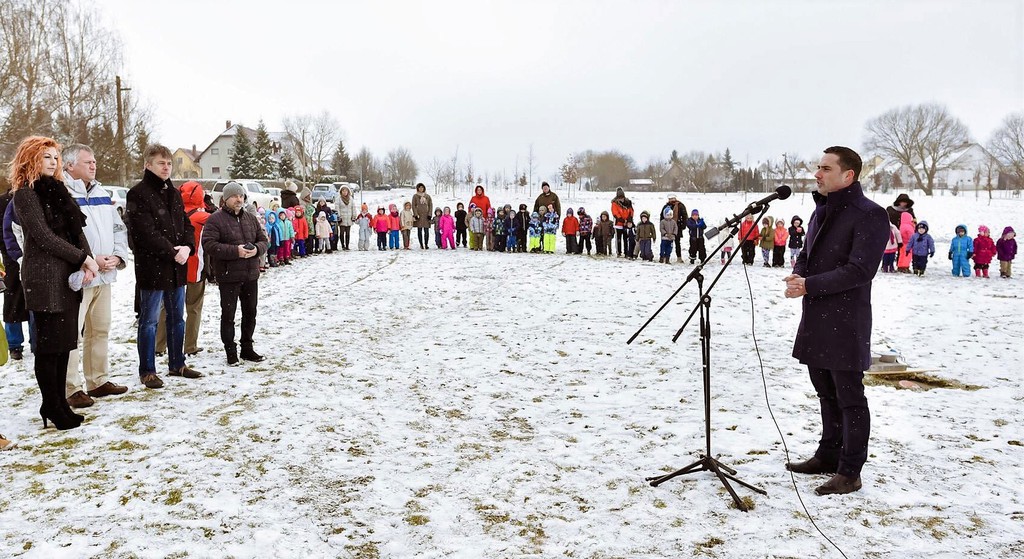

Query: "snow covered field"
left=1, top=187, right=1022, bottom=559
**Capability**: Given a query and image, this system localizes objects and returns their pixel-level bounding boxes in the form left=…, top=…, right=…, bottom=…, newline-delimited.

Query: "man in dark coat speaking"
left=783, top=146, right=888, bottom=496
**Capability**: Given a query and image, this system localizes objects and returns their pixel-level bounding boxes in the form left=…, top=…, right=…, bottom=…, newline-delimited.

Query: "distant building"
left=628, top=178, right=655, bottom=191
left=196, top=120, right=292, bottom=179
left=171, top=146, right=201, bottom=179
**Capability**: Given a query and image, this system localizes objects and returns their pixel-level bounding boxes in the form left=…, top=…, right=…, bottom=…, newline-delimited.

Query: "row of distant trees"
left=0, top=0, right=151, bottom=188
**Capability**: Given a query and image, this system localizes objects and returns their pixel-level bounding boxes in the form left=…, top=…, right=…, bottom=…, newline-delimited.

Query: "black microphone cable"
left=739, top=261, right=850, bottom=559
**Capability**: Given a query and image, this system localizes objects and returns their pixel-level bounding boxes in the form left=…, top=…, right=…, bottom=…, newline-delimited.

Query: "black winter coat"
left=792, top=182, right=888, bottom=371
left=201, top=207, right=269, bottom=284
left=126, top=169, right=194, bottom=290
left=14, top=176, right=90, bottom=313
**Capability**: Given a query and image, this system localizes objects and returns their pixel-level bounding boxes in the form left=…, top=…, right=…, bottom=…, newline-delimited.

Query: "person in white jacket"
left=62, top=144, right=131, bottom=408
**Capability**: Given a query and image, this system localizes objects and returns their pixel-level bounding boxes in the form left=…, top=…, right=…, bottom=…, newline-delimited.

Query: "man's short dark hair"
left=824, top=146, right=862, bottom=181
left=144, top=144, right=173, bottom=164
left=541, top=181, right=550, bottom=188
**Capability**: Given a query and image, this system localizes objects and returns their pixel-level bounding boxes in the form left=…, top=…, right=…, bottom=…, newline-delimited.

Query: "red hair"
left=7, top=136, right=64, bottom=191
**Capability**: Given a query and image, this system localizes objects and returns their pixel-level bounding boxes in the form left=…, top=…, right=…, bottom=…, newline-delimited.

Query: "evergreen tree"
left=252, top=119, right=275, bottom=179
left=331, top=139, right=352, bottom=177
left=278, top=153, right=296, bottom=179
left=722, top=148, right=735, bottom=175
left=229, top=128, right=256, bottom=178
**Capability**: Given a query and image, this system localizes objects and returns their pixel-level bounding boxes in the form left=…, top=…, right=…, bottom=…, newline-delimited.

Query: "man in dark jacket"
left=126, top=144, right=201, bottom=389
left=661, top=195, right=687, bottom=262
left=784, top=146, right=888, bottom=496
left=202, top=182, right=269, bottom=365
left=533, top=182, right=560, bottom=217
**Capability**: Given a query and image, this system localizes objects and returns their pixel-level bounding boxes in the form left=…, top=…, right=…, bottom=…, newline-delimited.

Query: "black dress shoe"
left=815, top=474, right=862, bottom=495
left=240, top=348, right=265, bottom=362
left=785, top=456, right=837, bottom=475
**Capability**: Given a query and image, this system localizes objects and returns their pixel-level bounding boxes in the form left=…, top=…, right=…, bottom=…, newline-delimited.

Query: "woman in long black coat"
left=8, top=136, right=99, bottom=430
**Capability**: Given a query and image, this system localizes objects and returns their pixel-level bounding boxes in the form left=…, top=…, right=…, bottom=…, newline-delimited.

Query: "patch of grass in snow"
left=694, top=536, right=725, bottom=554
left=746, top=449, right=769, bottom=455
left=413, top=485, right=440, bottom=498
left=914, top=516, right=948, bottom=540
left=1008, top=440, right=1022, bottom=446
left=115, top=414, right=155, bottom=434
left=6, top=462, right=51, bottom=474
left=993, top=418, right=1008, bottom=426
left=347, top=444, right=366, bottom=457
left=345, top=542, right=381, bottom=559
left=34, top=437, right=82, bottom=453
left=653, top=499, right=667, bottom=509
left=404, top=500, right=429, bottom=526
left=164, top=488, right=183, bottom=506
left=475, top=503, right=511, bottom=527
left=108, top=440, right=145, bottom=452
left=727, top=496, right=756, bottom=510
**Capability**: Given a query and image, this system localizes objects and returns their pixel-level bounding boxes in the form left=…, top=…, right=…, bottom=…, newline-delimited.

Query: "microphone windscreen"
left=776, top=185, right=792, bottom=200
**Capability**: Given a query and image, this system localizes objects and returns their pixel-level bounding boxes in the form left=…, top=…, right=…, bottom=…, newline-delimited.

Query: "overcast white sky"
left=93, top=0, right=1023, bottom=180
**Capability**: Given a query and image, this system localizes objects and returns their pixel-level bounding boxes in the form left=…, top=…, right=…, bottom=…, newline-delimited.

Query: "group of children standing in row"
left=252, top=191, right=1018, bottom=280
left=882, top=220, right=1017, bottom=278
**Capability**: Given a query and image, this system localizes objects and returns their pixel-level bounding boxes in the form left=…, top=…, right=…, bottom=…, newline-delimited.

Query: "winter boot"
left=226, top=345, right=239, bottom=365
left=983, top=268, right=989, bottom=278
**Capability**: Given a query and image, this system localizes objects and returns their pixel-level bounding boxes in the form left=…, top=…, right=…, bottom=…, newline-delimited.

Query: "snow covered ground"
left=1, top=187, right=1021, bottom=559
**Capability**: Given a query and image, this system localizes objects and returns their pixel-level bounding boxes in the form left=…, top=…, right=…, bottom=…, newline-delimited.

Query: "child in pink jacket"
left=439, top=206, right=456, bottom=249
left=373, top=207, right=389, bottom=251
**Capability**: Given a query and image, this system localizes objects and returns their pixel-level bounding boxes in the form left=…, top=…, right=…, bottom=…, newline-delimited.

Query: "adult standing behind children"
left=885, top=193, right=915, bottom=229
left=202, top=182, right=268, bottom=365
left=534, top=182, right=561, bottom=217
left=783, top=146, right=888, bottom=496
left=335, top=185, right=356, bottom=251
left=280, top=181, right=300, bottom=209
left=661, top=195, right=687, bottom=262
left=470, top=185, right=491, bottom=219
left=411, top=183, right=433, bottom=250
left=610, top=188, right=634, bottom=257
left=126, top=144, right=201, bottom=389
left=62, top=144, right=130, bottom=408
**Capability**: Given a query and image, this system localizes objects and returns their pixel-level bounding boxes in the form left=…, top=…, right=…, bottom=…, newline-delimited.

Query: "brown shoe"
left=169, top=365, right=203, bottom=379
left=67, top=391, right=95, bottom=408
left=87, top=381, right=129, bottom=398
left=0, top=434, right=16, bottom=451
left=785, top=456, right=837, bottom=475
left=815, top=474, right=862, bottom=496
left=141, top=374, right=164, bottom=389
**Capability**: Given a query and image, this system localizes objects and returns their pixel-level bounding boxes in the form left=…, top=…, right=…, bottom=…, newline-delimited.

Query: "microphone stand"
left=627, top=204, right=772, bottom=512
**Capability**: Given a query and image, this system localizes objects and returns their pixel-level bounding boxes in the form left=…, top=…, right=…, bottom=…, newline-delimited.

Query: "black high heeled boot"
left=54, top=352, right=85, bottom=423
left=35, top=354, right=81, bottom=430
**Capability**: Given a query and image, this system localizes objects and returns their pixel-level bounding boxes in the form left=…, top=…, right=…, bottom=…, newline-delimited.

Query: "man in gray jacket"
left=62, top=144, right=131, bottom=408
left=202, top=182, right=268, bottom=365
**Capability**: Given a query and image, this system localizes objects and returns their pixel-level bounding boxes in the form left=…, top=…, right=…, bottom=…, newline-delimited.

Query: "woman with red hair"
left=8, top=136, right=99, bottom=430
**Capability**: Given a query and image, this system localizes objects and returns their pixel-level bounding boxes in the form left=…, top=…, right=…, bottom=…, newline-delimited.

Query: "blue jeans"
left=660, top=239, right=673, bottom=259
left=388, top=230, right=400, bottom=249
left=5, top=313, right=34, bottom=351
left=138, top=287, right=185, bottom=375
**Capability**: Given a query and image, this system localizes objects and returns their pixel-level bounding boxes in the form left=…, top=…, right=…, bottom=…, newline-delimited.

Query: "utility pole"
left=115, top=76, right=131, bottom=186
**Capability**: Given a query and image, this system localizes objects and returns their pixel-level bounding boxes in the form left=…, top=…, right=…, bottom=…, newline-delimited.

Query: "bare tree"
left=425, top=157, right=454, bottom=193
left=353, top=146, right=376, bottom=188
left=46, top=2, right=121, bottom=141
left=283, top=111, right=343, bottom=182
left=526, top=143, right=537, bottom=196
left=0, top=0, right=55, bottom=141
left=864, top=103, right=972, bottom=196
left=988, top=112, right=1024, bottom=190
left=384, top=146, right=418, bottom=186
left=643, top=156, right=667, bottom=189
left=464, top=156, right=474, bottom=187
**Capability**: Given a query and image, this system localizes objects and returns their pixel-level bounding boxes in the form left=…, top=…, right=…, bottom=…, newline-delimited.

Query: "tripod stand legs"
left=646, top=455, right=767, bottom=512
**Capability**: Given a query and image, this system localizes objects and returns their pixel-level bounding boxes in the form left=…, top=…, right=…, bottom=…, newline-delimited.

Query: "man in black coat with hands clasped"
left=783, top=146, right=889, bottom=496
left=202, top=182, right=269, bottom=365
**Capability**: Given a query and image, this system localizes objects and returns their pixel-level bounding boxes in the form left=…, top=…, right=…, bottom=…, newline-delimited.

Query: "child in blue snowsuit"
left=949, top=224, right=974, bottom=277
left=528, top=212, right=543, bottom=253
left=905, top=220, right=936, bottom=276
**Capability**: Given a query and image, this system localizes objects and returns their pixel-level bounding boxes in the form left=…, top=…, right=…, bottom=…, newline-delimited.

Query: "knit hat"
left=222, top=181, right=246, bottom=201
left=577, top=207, right=585, bottom=215
left=663, top=207, right=673, bottom=219
left=285, top=181, right=298, bottom=192
left=979, top=225, right=990, bottom=235
left=640, top=210, right=650, bottom=219
left=691, top=209, right=699, bottom=215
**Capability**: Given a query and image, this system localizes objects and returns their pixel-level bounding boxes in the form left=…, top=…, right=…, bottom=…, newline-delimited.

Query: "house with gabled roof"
left=195, top=120, right=293, bottom=179
left=171, top=145, right=202, bottom=179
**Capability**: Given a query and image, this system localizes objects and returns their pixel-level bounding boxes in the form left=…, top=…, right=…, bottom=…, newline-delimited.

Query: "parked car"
left=311, top=183, right=339, bottom=204
left=211, top=180, right=279, bottom=209
left=264, top=186, right=282, bottom=201
left=108, top=186, right=128, bottom=217
left=333, top=182, right=360, bottom=194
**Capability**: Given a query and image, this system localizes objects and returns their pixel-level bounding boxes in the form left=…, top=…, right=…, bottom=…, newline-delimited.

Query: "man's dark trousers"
left=219, top=280, right=258, bottom=351
left=808, top=367, right=869, bottom=477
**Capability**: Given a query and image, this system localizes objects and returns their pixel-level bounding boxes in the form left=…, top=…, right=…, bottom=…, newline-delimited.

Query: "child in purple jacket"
left=996, top=226, right=1017, bottom=278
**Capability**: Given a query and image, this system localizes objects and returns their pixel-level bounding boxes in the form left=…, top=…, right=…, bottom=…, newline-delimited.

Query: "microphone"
left=705, top=185, right=792, bottom=239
